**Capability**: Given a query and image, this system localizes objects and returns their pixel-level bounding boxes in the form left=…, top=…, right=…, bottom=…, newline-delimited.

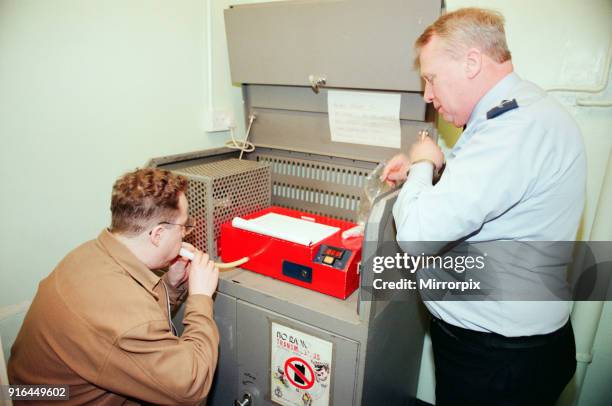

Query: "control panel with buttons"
left=314, top=245, right=352, bottom=270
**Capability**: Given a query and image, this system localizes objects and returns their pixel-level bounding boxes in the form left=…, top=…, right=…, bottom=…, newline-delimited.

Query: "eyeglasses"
left=150, top=215, right=195, bottom=236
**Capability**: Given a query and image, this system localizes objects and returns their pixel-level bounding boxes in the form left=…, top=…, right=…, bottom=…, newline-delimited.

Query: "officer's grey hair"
left=415, top=7, right=512, bottom=65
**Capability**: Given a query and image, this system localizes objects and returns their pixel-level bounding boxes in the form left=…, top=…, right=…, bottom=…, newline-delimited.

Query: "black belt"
left=431, top=316, right=572, bottom=350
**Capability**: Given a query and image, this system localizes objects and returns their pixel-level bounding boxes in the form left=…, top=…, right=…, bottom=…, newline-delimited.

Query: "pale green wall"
left=0, top=0, right=230, bottom=355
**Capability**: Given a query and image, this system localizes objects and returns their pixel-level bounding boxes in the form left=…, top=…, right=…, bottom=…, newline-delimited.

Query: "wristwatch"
left=410, top=158, right=436, bottom=167
left=406, top=158, right=439, bottom=180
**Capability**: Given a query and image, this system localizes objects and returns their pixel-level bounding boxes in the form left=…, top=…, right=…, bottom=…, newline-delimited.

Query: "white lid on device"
left=232, top=213, right=339, bottom=246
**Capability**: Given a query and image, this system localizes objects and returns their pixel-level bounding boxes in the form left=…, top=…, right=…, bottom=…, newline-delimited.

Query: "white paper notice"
left=328, top=90, right=401, bottom=148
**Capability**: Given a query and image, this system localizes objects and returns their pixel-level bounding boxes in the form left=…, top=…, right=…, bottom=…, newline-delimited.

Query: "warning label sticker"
left=271, top=323, right=333, bottom=406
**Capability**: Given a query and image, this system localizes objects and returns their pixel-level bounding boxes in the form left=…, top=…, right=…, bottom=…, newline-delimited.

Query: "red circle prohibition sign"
left=284, top=356, right=315, bottom=390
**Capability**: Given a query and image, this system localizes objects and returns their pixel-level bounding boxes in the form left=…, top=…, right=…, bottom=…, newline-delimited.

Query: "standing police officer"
left=382, top=8, right=586, bottom=405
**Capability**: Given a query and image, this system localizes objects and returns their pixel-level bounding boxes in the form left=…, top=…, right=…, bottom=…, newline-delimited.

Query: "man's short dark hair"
left=110, top=168, right=188, bottom=235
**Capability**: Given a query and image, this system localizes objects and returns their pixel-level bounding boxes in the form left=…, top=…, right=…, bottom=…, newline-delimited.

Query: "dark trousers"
left=430, top=317, right=576, bottom=406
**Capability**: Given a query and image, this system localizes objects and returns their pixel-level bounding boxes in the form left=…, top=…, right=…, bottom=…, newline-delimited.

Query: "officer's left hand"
left=381, top=153, right=411, bottom=187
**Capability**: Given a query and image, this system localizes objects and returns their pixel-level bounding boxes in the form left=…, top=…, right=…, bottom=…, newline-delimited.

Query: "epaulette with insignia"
left=486, top=98, right=518, bottom=120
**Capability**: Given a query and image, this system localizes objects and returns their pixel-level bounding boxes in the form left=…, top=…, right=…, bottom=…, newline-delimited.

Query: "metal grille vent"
left=187, top=179, right=210, bottom=255
left=254, top=154, right=371, bottom=222
left=272, top=183, right=360, bottom=211
left=172, top=159, right=271, bottom=258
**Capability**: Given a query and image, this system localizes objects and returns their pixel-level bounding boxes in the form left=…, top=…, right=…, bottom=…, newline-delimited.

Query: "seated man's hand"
left=381, top=153, right=411, bottom=187
left=188, top=251, right=219, bottom=297
left=408, top=135, right=445, bottom=172
left=166, top=242, right=194, bottom=288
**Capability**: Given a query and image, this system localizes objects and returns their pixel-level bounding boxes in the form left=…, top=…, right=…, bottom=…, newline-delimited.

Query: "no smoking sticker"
left=284, top=357, right=315, bottom=390
left=271, top=323, right=333, bottom=406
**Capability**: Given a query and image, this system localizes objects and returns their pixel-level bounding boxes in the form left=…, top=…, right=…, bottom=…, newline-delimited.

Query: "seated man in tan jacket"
left=8, top=168, right=220, bottom=405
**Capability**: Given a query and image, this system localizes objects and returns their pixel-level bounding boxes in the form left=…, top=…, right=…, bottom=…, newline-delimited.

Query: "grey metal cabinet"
left=234, top=300, right=360, bottom=405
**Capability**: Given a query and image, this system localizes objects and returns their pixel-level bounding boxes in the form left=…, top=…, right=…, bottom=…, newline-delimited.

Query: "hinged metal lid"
left=225, top=0, right=442, bottom=91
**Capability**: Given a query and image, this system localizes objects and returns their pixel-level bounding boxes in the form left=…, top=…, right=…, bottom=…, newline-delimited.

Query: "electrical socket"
left=207, top=110, right=234, bottom=132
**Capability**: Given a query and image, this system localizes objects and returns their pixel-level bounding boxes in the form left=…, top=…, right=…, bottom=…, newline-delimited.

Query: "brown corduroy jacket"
left=8, top=229, right=219, bottom=405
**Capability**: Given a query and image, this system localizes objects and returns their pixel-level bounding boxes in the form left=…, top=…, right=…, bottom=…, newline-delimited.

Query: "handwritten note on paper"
left=328, top=90, right=401, bottom=148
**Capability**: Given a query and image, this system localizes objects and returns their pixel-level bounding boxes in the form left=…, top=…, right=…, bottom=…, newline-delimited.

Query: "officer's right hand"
left=408, top=135, right=445, bottom=172
left=188, top=251, right=219, bottom=297
left=381, top=153, right=411, bottom=187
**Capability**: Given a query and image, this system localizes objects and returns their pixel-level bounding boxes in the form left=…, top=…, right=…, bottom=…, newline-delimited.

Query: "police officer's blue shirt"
left=392, top=72, right=586, bottom=336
